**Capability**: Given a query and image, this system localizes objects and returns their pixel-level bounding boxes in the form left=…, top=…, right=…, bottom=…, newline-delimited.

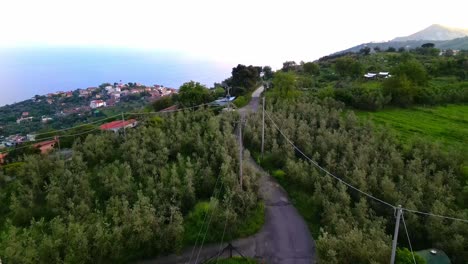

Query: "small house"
left=0, top=152, right=7, bottom=164
left=90, top=100, right=107, bottom=109
left=34, top=138, right=58, bottom=154
left=99, top=119, right=138, bottom=133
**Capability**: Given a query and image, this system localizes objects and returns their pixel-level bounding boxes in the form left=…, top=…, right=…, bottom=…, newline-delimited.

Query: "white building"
left=90, top=100, right=107, bottom=109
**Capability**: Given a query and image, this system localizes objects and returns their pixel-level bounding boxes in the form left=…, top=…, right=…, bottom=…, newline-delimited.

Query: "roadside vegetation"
left=245, top=97, right=467, bottom=263
left=0, top=110, right=262, bottom=263
left=244, top=46, right=467, bottom=263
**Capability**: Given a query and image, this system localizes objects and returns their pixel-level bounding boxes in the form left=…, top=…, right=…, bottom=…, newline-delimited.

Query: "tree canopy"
left=244, top=96, right=468, bottom=263
left=0, top=109, right=260, bottom=263
left=177, top=81, right=213, bottom=107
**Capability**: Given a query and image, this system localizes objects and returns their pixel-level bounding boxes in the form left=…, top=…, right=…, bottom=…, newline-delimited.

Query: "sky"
left=0, top=0, right=467, bottom=68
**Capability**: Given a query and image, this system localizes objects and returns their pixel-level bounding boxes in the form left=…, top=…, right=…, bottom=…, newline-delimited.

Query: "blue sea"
left=0, top=47, right=232, bottom=106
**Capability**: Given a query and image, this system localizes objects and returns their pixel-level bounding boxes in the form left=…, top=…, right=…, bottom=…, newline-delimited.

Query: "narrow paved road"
left=139, top=86, right=316, bottom=264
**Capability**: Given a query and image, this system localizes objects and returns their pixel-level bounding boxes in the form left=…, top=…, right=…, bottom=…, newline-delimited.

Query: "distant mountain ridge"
left=393, top=24, right=468, bottom=42
left=333, top=24, right=468, bottom=55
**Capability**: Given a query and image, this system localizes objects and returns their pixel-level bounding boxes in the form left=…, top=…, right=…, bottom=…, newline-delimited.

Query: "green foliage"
left=396, top=248, right=426, bottom=264
left=317, top=87, right=335, bottom=99
left=1, top=162, right=24, bottom=177
left=178, top=81, right=213, bottom=107
left=334, top=56, right=363, bottom=77
left=303, top=62, right=320, bottom=75
left=152, top=95, right=175, bottom=111
left=282, top=61, right=298, bottom=72
left=0, top=110, right=261, bottom=263
left=392, top=59, right=428, bottom=86
left=228, top=65, right=261, bottom=96
left=271, top=71, right=298, bottom=99
left=383, top=75, right=417, bottom=106
left=213, top=87, right=226, bottom=98
left=233, top=93, right=252, bottom=108
left=244, top=97, right=468, bottom=263
left=184, top=201, right=264, bottom=245
left=356, top=104, right=468, bottom=153
left=262, top=66, right=274, bottom=80
left=272, top=169, right=285, bottom=181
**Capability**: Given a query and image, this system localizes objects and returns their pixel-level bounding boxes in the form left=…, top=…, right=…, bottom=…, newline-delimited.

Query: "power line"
left=264, top=110, right=395, bottom=209
left=0, top=127, right=103, bottom=155
left=401, top=212, right=417, bottom=264
left=216, top=195, right=232, bottom=264
left=31, top=113, right=122, bottom=137
left=402, top=208, right=468, bottom=223
left=187, top=172, right=223, bottom=264
left=194, top=180, right=225, bottom=264
left=0, top=103, right=211, bottom=156
left=124, top=103, right=211, bottom=116
left=264, top=110, right=468, bottom=224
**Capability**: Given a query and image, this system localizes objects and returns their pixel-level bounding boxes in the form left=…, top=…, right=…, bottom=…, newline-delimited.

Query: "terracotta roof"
left=100, top=119, right=137, bottom=130
left=34, top=139, right=58, bottom=148
left=159, top=105, right=178, bottom=112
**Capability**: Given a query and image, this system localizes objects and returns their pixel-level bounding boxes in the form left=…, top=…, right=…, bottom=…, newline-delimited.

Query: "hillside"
left=334, top=25, right=468, bottom=55
left=251, top=49, right=468, bottom=263
left=393, top=24, right=468, bottom=42
left=335, top=37, right=468, bottom=55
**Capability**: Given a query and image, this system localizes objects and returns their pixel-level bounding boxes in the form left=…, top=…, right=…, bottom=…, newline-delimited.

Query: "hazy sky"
left=1, top=0, right=467, bottom=68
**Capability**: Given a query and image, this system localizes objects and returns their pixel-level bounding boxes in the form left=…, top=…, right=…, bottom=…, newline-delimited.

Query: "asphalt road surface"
left=139, top=86, right=316, bottom=264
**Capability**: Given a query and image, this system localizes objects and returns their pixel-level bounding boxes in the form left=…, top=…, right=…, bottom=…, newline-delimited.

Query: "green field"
left=356, top=104, right=468, bottom=153
left=357, top=104, right=468, bottom=178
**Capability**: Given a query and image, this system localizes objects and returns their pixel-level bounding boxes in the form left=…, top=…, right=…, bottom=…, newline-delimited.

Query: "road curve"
left=138, top=86, right=316, bottom=264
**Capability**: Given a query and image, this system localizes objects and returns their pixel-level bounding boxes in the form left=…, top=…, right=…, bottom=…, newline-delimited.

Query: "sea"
left=0, top=47, right=232, bottom=106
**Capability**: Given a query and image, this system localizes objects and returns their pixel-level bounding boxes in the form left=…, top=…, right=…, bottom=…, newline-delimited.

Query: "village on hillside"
left=0, top=82, right=177, bottom=159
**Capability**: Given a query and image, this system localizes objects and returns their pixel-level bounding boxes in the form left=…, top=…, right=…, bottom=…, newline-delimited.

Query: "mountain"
left=332, top=25, right=468, bottom=55
left=393, top=24, right=468, bottom=42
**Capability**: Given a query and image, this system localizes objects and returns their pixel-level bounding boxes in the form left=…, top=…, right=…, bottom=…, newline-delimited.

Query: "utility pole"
left=390, top=205, right=402, bottom=264
left=121, top=112, right=127, bottom=139
left=239, top=115, right=244, bottom=189
left=226, top=86, right=232, bottom=111
left=261, top=96, right=265, bottom=160
left=57, top=136, right=61, bottom=152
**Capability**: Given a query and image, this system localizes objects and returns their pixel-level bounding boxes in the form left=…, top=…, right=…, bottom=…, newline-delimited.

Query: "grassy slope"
left=356, top=104, right=468, bottom=152
left=356, top=104, right=468, bottom=180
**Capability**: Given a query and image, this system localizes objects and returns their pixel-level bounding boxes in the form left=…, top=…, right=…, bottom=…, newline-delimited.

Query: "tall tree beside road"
left=271, top=71, right=298, bottom=99
left=177, top=81, right=213, bottom=107
left=227, top=64, right=261, bottom=96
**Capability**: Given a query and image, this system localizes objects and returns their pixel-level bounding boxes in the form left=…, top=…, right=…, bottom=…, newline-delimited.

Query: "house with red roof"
left=0, top=152, right=7, bottom=164
left=100, top=119, right=138, bottom=133
left=159, top=105, right=178, bottom=112
left=34, top=138, right=58, bottom=154
left=90, top=100, right=106, bottom=109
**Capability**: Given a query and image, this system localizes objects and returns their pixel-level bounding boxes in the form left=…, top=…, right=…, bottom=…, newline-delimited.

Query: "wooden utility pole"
left=390, top=205, right=402, bottom=264
left=239, top=115, right=244, bottom=189
left=261, top=96, right=265, bottom=159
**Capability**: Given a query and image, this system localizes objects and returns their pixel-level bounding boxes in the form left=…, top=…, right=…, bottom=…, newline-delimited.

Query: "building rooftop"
left=100, top=119, right=137, bottom=130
